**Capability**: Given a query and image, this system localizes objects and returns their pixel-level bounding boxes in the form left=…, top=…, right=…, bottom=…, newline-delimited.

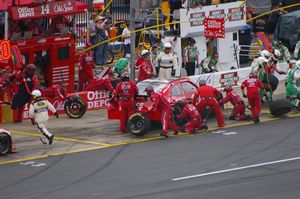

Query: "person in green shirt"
left=286, top=60, right=300, bottom=108
left=294, top=40, right=300, bottom=60
left=201, top=52, right=220, bottom=74
left=112, top=54, right=130, bottom=76
left=150, top=45, right=159, bottom=77
left=183, top=38, right=199, bottom=76
left=275, top=41, right=291, bottom=62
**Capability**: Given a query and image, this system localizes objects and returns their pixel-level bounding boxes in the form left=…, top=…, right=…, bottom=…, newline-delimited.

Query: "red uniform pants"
left=161, top=107, right=179, bottom=134
left=119, top=99, right=134, bottom=133
left=184, top=119, right=203, bottom=134
left=79, top=69, right=94, bottom=91
left=247, top=93, right=261, bottom=120
left=197, top=98, right=224, bottom=127
left=231, top=102, right=246, bottom=121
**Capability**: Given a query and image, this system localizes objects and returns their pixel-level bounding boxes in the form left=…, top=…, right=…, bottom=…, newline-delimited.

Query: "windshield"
left=137, top=81, right=168, bottom=96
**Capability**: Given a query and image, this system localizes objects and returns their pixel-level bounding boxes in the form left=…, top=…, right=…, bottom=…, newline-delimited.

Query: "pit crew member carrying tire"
left=193, top=80, right=225, bottom=127
left=114, top=73, right=139, bottom=133
left=219, top=84, right=251, bottom=121
left=241, top=72, right=267, bottom=124
left=176, top=99, right=208, bottom=134
left=29, top=90, right=58, bottom=145
left=145, top=86, right=179, bottom=138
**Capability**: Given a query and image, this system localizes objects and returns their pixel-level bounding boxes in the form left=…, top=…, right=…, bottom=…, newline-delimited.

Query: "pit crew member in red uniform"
left=193, top=80, right=225, bottom=127
left=219, top=84, right=250, bottom=121
left=241, top=72, right=267, bottom=123
left=145, top=86, right=179, bottom=137
left=176, top=99, right=208, bottom=134
left=78, top=43, right=95, bottom=91
left=138, top=50, right=154, bottom=82
left=84, top=72, right=115, bottom=92
left=114, top=73, right=139, bottom=133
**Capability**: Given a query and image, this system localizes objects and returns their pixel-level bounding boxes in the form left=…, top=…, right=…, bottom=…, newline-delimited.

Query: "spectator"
left=150, top=45, right=159, bottom=77
left=168, top=0, right=182, bottom=30
left=122, top=21, right=131, bottom=57
left=49, top=15, right=73, bottom=34
left=183, top=38, right=199, bottom=76
left=94, top=16, right=110, bottom=65
left=88, top=12, right=98, bottom=45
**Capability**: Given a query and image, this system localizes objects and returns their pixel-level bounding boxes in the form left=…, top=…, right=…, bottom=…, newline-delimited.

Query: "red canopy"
left=76, top=1, right=88, bottom=13
left=0, top=0, right=35, bottom=11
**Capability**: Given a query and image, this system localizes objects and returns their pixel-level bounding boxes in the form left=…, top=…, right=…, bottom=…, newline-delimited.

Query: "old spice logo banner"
left=10, top=0, right=77, bottom=21
left=204, top=18, right=225, bottom=38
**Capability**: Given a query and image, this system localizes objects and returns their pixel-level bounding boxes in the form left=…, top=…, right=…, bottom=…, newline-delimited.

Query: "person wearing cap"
left=285, top=60, right=300, bottom=109
left=241, top=72, right=267, bottom=124
left=294, top=40, right=300, bottom=60
left=193, top=80, right=224, bottom=127
left=183, top=38, right=199, bottom=76
left=176, top=99, right=208, bottom=134
left=114, top=73, right=139, bottom=133
left=201, top=52, right=221, bottom=74
left=113, top=54, right=130, bottom=76
left=275, top=41, right=291, bottom=62
left=219, top=84, right=251, bottom=121
left=157, top=42, right=178, bottom=79
left=78, top=43, right=95, bottom=91
left=138, top=50, right=154, bottom=82
left=94, top=16, right=110, bottom=65
left=122, top=20, right=131, bottom=58
left=29, top=89, right=58, bottom=145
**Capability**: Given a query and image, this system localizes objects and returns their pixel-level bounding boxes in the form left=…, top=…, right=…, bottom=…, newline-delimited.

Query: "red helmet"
left=224, top=84, right=232, bottom=92
left=26, top=64, right=36, bottom=76
left=144, top=86, right=154, bottom=95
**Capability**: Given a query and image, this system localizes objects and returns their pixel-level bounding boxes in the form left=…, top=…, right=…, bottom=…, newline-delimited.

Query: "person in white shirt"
left=122, top=21, right=131, bottom=57
left=157, top=43, right=179, bottom=79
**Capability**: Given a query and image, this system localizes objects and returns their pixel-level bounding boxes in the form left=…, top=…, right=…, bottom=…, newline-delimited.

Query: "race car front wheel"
left=0, top=132, right=12, bottom=156
left=126, top=113, right=151, bottom=136
left=64, top=96, right=87, bottom=119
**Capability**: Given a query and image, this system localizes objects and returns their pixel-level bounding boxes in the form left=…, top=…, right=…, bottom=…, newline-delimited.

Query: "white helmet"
left=257, top=57, right=268, bottom=65
left=141, top=50, right=150, bottom=56
left=164, top=42, right=172, bottom=48
left=31, top=90, right=41, bottom=98
left=296, top=60, right=300, bottom=68
left=272, top=49, right=281, bottom=60
left=260, top=50, right=271, bottom=60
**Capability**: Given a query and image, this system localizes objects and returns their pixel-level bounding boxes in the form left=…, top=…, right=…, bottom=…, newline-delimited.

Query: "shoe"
left=229, top=116, right=235, bottom=120
left=173, top=131, right=179, bottom=135
left=40, top=136, right=47, bottom=144
left=160, top=132, right=168, bottom=138
left=48, top=135, right=54, bottom=145
left=202, top=123, right=208, bottom=131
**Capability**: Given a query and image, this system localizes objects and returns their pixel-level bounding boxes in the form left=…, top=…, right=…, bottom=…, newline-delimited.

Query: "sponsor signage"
left=204, top=18, right=225, bottom=38
left=10, top=0, right=78, bottom=20
left=219, top=71, right=239, bottom=87
left=0, top=40, right=11, bottom=62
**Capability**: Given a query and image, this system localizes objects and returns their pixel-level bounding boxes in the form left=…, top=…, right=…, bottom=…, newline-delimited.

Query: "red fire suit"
left=194, top=85, right=224, bottom=127
left=114, top=81, right=139, bottom=133
left=241, top=78, right=264, bottom=121
left=138, top=59, right=154, bottom=82
left=219, top=90, right=247, bottom=121
left=84, top=77, right=114, bottom=92
left=177, top=103, right=204, bottom=134
left=149, top=92, right=179, bottom=135
left=78, top=51, right=95, bottom=91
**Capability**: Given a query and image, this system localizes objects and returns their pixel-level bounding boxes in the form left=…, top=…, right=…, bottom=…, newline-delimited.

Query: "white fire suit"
left=157, top=52, right=178, bottom=79
left=29, top=99, right=57, bottom=143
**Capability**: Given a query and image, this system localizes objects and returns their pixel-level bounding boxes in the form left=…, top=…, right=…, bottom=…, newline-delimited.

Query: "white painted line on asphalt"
left=172, top=156, right=300, bottom=181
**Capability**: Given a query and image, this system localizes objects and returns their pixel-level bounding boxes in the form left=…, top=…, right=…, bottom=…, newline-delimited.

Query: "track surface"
left=1, top=117, right=300, bottom=199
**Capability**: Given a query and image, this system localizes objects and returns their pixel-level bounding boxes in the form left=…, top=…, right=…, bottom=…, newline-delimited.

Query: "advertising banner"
left=204, top=18, right=225, bottom=38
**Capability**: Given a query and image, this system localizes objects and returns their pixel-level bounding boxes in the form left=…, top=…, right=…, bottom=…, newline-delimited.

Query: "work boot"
left=160, top=132, right=169, bottom=138
left=48, top=135, right=54, bottom=145
left=202, top=123, right=208, bottom=131
left=40, top=136, right=47, bottom=144
left=229, top=116, right=235, bottom=120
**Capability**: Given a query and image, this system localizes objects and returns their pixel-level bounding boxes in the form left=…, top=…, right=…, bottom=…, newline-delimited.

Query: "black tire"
left=0, top=132, right=12, bottom=156
left=64, top=96, right=87, bottom=119
left=126, top=113, right=151, bottom=136
left=263, top=74, right=279, bottom=92
left=269, top=99, right=292, bottom=117
left=171, top=103, right=188, bottom=127
left=105, top=49, right=114, bottom=64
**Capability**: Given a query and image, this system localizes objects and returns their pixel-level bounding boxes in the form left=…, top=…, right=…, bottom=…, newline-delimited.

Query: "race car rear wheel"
left=64, top=96, right=87, bottom=119
left=171, top=103, right=188, bottom=127
left=0, top=132, right=12, bottom=156
left=126, top=113, right=150, bottom=136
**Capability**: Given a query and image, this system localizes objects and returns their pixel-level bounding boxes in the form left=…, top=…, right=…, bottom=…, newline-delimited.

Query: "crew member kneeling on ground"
left=157, top=42, right=178, bottom=79
left=176, top=99, right=208, bottom=134
left=219, top=84, right=250, bottom=121
left=29, top=90, right=58, bottom=145
left=193, top=80, right=225, bottom=127
left=241, top=72, right=267, bottom=124
left=114, top=73, right=139, bottom=133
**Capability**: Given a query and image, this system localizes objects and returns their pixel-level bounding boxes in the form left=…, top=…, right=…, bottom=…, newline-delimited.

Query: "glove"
left=54, top=112, right=59, bottom=118
left=31, top=118, right=36, bottom=125
left=243, top=94, right=247, bottom=98
left=279, top=71, right=286, bottom=75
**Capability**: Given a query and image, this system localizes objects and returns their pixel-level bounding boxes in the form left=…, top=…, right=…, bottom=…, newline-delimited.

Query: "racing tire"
left=269, top=99, right=292, bottom=117
left=171, top=103, right=188, bottom=127
left=126, top=113, right=151, bottom=136
left=0, top=132, right=12, bottom=156
left=263, top=74, right=279, bottom=92
left=64, top=96, right=87, bottom=119
left=105, top=49, right=114, bottom=65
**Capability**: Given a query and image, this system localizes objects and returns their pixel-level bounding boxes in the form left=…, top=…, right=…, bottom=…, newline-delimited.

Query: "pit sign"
left=0, top=40, right=11, bottom=62
left=204, top=18, right=225, bottom=38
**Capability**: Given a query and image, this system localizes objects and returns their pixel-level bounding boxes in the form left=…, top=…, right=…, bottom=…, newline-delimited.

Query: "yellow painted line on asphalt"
left=2, top=113, right=300, bottom=165
left=11, top=131, right=110, bottom=146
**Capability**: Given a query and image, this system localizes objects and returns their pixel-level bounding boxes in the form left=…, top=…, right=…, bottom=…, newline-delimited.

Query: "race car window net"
left=181, top=82, right=197, bottom=94
left=137, top=81, right=168, bottom=96
left=170, top=85, right=183, bottom=96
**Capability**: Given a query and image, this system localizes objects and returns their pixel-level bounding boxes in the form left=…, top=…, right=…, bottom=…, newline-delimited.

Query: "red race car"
left=107, top=78, right=198, bottom=136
